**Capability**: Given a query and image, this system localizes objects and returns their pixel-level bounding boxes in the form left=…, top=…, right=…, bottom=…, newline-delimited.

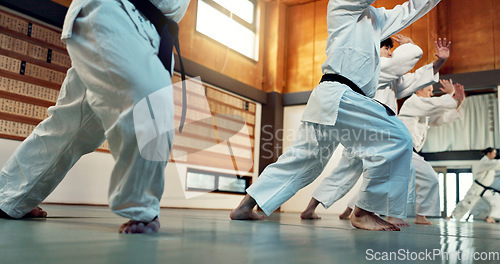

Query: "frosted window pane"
left=458, top=173, right=473, bottom=201
left=187, top=173, right=215, bottom=190
left=213, top=0, right=254, bottom=23
left=197, top=1, right=257, bottom=60
left=446, top=173, right=457, bottom=217
left=438, top=172, right=444, bottom=215
left=218, top=176, right=246, bottom=193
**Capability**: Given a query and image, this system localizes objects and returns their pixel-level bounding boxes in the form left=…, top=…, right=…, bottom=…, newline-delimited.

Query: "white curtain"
left=422, top=93, right=499, bottom=152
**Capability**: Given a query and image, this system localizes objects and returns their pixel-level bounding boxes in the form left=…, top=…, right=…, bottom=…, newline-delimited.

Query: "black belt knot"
left=320, top=74, right=395, bottom=116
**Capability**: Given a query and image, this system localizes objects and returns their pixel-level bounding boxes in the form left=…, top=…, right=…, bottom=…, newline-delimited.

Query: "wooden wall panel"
left=51, top=0, right=71, bottom=7
left=178, top=1, right=264, bottom=90
left=373, top=0, right=404, bottom=8
left=285, top=2, right=316, bottom=93
left=448, top=0, right=495, bottom=73
left=312, top=0, right=328, bottom=90
left=262, top=1, right=287, bottom=93
left=410, top=8, right=439, bottom=72
left=495, top=1, right=500, bottom=70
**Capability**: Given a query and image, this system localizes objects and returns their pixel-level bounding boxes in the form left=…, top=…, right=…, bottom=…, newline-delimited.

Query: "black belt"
left=320, top=74, right=395, bottom=116
left=128, top=0, right=187, bottom=133
left=474, top=180, right=500, bottom=197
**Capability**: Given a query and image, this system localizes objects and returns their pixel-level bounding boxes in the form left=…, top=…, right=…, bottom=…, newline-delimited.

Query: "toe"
left=136, top=223, right=145, bottom=233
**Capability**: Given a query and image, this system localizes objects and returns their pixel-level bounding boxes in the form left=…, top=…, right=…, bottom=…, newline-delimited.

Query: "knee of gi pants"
left=429, top=172, right=439, bottom=188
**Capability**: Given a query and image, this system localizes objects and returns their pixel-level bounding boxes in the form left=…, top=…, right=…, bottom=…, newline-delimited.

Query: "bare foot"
left=339, top=207, right=353, bottom=220
left=119, top=216, right=160, bottom=234
left=445, top=216, right=452, bottom=220
left=350, top=206, right=400, bottom=231
left=485, top=216, right=496, bottom=223
left=300, top=198, right=321, bottom=219
left=300, top=211, right=321, bottom=220
left=230, top=194, right=265, bottom=220
left=0, top=206, right=47, bottom=219
left=386, top=216, right=410, bottom=227
left=25, top=206, right=48, bottom=218
left=415, top=215, right=432, bottom=225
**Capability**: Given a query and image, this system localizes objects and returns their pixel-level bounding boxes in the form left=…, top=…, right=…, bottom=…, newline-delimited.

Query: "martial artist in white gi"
left=231, top=0, right=441, bottom=231
left=450, top=148, right=500, bottom=222
left=470, top=172, right=500, bottom=223
left=0, top=0, right=190, bottom=234
left=398, top=79, right=465, bottom=224
left=300, top=35, right=446, bottom=226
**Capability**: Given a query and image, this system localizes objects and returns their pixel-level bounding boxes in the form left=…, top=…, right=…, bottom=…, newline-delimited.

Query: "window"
left=196, top=0, right=258, bottom=60
left=186, top=168, right=251, bottom=194
left=438, top=169, right=473, bottom=218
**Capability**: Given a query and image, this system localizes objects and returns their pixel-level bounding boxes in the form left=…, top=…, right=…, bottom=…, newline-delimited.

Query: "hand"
left=435, top=38, right=451, bottom=61
left=452, top=83, right=466, bottom=108
left=439, top=79, right=454, bottom=95
left=392, top=34, right=414, bottom=45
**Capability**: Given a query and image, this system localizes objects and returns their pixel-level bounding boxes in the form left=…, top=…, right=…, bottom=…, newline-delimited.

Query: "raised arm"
left=394, top=63, right=438, bottom=99
left=328, top=0, right=375, bottom=19
left=452, top=82, right=466, bottom=109
left=428, top=80, right=466, bottom=125
left=439, top=79, right=467, bottom=109
left=475, top=159, right=500, bottom=175
left=433, top=38, right=451, bottom=74
left=376, top=0, right=441, bottom=40
left=378, top=38, right=423, bottom=87
left=399, top=83, right=458, bottom=118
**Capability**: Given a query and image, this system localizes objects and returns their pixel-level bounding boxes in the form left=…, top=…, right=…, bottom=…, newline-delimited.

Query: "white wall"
left=0, top=103, right=261, bottom=211
left=280, top=105, right=362, bottom=215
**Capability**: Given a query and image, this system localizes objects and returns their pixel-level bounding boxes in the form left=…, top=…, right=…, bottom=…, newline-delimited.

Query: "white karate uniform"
left=451, top=156, right=500, bottom=220
left=399, top=93, right=462, bottom=216
left=0, top=0, right=190, bottom=220
left=247, top=0, right=440, bottom=219
left=312, top=43, right=438, bottom=209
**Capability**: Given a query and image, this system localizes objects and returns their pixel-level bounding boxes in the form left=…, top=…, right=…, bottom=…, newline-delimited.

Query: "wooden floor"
left=1, top=204, right=499, bottom=264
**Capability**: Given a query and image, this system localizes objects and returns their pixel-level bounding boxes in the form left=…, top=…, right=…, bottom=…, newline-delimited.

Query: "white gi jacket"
left=62, top=0, right=190, bottom=40
left=473, top=156, right=500, bottom=187
left=398, top=94, right=462, bottom=152
left=374, top=43, right=438, bottom=113
left=302, top=0, right=440, bottom=126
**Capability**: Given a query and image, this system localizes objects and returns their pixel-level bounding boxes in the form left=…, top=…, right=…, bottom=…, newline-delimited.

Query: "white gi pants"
left=313, top=149, right=416, bottom=211
left=313, top=149, right=363, bottom=209
left=0, top=0, right=173, bottom=221
left=247, top=89, right=413, bottom=219
left=451, top=184, right=484, bottom=220
left=411, top=152, right=440, bottom=216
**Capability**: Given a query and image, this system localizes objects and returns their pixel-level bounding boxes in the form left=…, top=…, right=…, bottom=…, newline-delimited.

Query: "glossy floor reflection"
left=0, top=204, right=499, bottom=264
